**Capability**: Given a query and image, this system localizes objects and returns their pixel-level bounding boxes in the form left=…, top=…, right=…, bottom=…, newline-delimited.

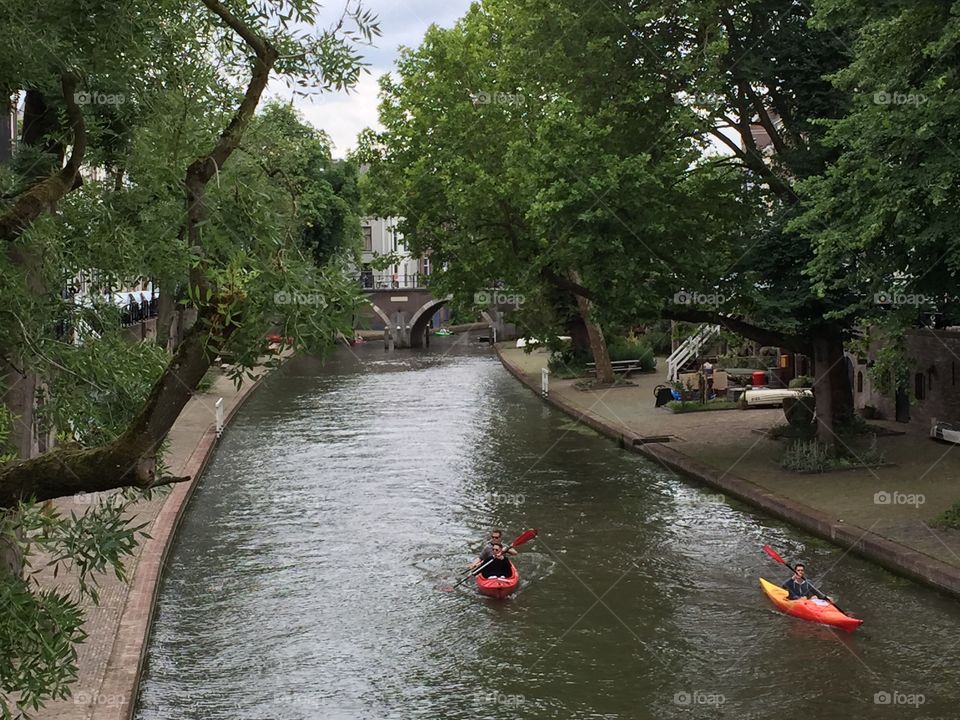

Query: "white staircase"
left=667, top=324, right=720, bottom=381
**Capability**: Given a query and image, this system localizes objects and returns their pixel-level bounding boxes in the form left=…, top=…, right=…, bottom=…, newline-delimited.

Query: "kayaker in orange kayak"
left=469, top=528, right=517, bottom=571
left=782, top=563, right=829, bottom=601
left=479, top=542, right=513, bottom=579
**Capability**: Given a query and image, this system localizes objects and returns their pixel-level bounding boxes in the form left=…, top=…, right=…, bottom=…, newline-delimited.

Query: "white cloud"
left=278, top=0, right=474, bottom=157
left=288, top=69, right=390, bottom=157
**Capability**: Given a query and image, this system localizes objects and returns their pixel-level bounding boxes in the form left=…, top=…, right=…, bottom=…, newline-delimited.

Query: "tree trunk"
left=565, top=312, right=591, bottom=357
left=569, top=270, right=613, bottom=384
left=812, top=326, right=853, bottom=448
left=0, top=315, right=219, bottom=508
left=155, top=280, right=177, bottom=352
left=1, top=365, right=37, bottom=458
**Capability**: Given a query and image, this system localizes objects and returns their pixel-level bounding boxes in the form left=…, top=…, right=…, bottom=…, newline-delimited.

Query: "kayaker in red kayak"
left=782, top=564, right=829, bottom=601
left=469, top=528, right=517, bottom=571
left=479, top=542, right=513, bottom=579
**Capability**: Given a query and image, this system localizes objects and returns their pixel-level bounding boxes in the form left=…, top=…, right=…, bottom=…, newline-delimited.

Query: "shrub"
left=548, top=345, right=590, bottom=378
left=606, top=335, right=655, bottom=370
left=931, top=501, right=960, bottom=530
left=781, top=439, right=834, bottom=472
left=781, top=436, right=885, bottom=472
left=196, top=368, right=219, bottom=393
left=789, top=375, right=814, bottom=388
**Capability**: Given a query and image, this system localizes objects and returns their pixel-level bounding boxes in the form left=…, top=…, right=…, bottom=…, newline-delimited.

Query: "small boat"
left=434, top=328, right=453, bottom=336
left=742, top=388, right=813, bottom=408
left=475, top=561, right=519, bottom=599
left=759, top=578, right=863, bottom=632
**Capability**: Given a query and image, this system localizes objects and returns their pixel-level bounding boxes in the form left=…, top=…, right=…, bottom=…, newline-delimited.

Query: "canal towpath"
left=19, top=356, right=285, bottom=720
left=497, top=344, right=960, bottom=599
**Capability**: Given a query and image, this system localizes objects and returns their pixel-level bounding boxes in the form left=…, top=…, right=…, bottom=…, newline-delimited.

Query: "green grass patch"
left=666, top=400, right=740, bottom=414
left=930, top=501, right=960, bottom=530
left=196, top=367, right=219, bottom=394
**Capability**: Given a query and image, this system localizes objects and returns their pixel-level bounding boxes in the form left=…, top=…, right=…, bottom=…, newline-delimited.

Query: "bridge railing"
left=358, top=272, right=431, bottom=290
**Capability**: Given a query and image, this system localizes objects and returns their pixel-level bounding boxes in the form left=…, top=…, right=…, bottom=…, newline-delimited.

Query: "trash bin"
left=751, top=370, right=767, bottom=387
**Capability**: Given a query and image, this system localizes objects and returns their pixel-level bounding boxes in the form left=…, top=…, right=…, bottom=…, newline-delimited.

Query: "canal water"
left=135, top=340, right=960, bottom=720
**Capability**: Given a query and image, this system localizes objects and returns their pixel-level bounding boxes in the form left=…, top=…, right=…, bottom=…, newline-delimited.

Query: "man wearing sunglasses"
left=479, top=542, right=513, bottom=579
left=469, top=528, right=517, bottom=572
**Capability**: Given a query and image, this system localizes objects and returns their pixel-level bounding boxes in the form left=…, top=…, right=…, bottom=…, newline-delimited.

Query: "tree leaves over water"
left=0, top=2, right=378, bottom=717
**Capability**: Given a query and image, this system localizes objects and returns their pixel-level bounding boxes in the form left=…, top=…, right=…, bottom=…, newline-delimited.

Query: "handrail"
left=667, top=324, right=720, bottom=381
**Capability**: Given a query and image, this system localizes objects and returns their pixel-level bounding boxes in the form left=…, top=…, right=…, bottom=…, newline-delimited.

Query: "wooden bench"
left=586, top=359, right=645, bottom=374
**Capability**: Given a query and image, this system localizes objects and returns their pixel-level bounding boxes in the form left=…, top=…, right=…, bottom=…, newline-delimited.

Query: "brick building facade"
left=851, top=328, right=960, bottom=429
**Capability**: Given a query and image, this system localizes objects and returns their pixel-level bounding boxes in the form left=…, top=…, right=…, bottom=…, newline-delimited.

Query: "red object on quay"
left=752, top=370, right=767, bottom=387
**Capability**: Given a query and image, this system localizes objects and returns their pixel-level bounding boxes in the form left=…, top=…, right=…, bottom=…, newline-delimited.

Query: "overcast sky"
left=271, top=1, right=476, bottom=157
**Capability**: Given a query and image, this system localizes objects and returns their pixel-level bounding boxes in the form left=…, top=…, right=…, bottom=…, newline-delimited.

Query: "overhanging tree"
left=0, top=1, right=378, bottom=715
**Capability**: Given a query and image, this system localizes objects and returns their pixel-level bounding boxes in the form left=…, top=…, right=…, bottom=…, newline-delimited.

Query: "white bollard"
left=215, top=397, right=224, bottom=437
left=541, top=367, right=549, bottom=397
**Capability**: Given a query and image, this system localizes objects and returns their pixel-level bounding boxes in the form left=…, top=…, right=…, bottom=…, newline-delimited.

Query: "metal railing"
left=358, top=272, right=430, bottom=290
left=667, top=324, right=720, bottom=381
left=120, top=298, right=159, bottom=327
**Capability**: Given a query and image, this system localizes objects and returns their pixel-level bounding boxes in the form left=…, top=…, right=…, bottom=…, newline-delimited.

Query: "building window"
left=915, top=372, right=926, bottom=401
left=362, top=226, right=372, bottom=251
left=857, top=371, right=863, bottom=393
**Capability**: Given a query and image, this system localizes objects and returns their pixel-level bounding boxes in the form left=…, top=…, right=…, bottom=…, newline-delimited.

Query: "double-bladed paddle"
left=447, top=528, right=538, bottom=591
left=762, top=544, right=844, bottom=613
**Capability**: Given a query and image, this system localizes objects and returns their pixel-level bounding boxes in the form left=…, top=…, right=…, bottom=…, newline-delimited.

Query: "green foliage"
left=547, top=346, right=590, bottom=378
left=799, top=0, right=960, bottom=328
left=1, top=491, right=155, bottom=716
left=789, top=376, right=815, bottom=388
left=37, top=337, right=168, bottom=447
left=642, top=321, right=673, bottom=356
left=606, top=336, right=656, bottom=370
left=781, top=437, right=885, bottom=472
left=0, top=2, right=379, bottom=716
left=195, top=367, right=218, bottom=394
left=930, top=502, right=960, bottom=530
left=360, top=0, right=749, bottom=340
left=781, top=439, right=835, bottom=473
left=862, top=326, right=911, bottom=397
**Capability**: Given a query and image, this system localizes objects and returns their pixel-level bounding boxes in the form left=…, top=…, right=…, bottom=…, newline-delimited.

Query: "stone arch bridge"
left=359, top=287, right=518, bottom=349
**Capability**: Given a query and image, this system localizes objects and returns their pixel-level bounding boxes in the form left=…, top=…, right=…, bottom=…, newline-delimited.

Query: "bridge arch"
left=409, top=296, right=452, bottom=348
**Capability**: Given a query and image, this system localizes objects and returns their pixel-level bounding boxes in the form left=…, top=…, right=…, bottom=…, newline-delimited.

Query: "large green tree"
left=797, top=0, right=960, bottom=365
left=641, top=0, right=859, bottom=442
left=360, top=0, right=747, bottom=383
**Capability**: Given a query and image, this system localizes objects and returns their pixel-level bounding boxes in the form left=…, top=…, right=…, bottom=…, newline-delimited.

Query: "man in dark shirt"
left=470, top=528, right=517, bottom=571
left=782, top=563, right=828, bottom=601
left=480, top=542, right=513, bottom=579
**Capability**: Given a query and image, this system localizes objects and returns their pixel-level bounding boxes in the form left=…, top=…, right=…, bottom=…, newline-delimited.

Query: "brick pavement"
left=15, top=359, right=281, bottom=720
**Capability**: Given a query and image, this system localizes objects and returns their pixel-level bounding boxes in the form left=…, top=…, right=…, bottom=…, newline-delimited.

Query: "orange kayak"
left=760, top=578, right=863, bottom=632
left=476, top=561, right=519, bottom=599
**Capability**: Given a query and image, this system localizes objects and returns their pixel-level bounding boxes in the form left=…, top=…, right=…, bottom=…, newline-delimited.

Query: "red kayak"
left=760, top=578, right=863, bottom=632
left=475, top=561, right=519, bottom=599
